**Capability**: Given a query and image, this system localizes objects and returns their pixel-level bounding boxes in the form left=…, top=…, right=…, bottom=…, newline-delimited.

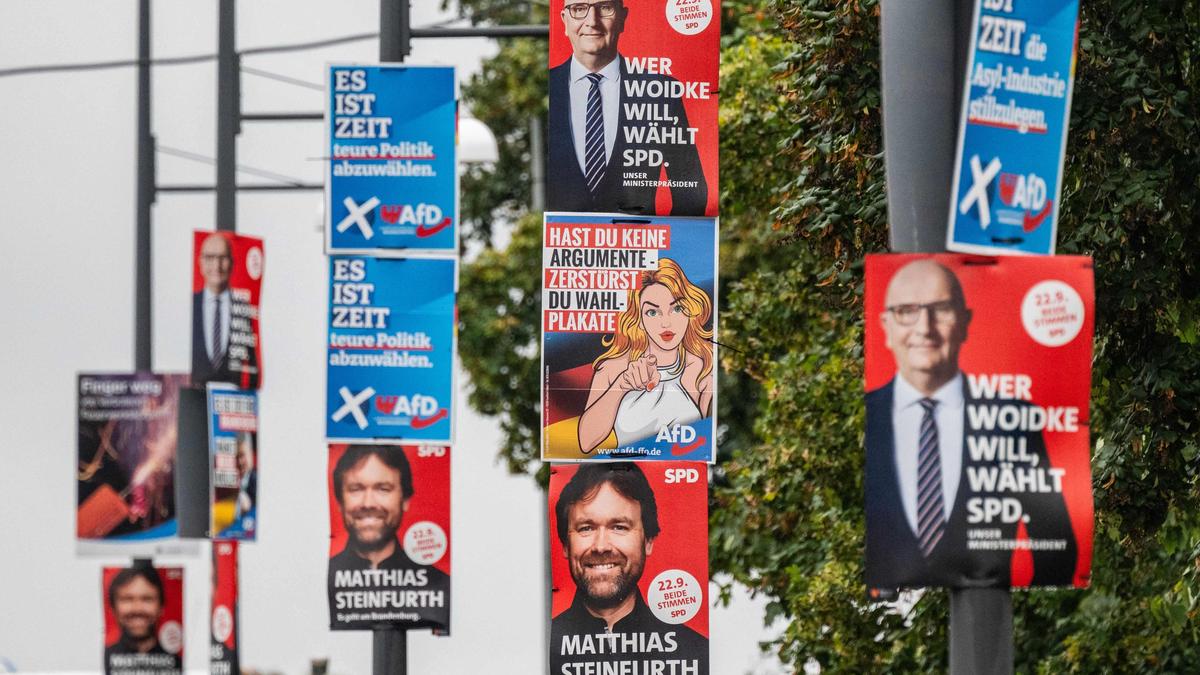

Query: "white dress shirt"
left=202, top=288, right=232, bottom=361
left=891, top=372, right=964, bottom=536
left=569, top=56, right=621, bottom=177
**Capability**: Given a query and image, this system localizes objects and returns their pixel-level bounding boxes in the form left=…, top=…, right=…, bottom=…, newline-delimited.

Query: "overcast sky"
left=0, top=2, right=782, bottom=673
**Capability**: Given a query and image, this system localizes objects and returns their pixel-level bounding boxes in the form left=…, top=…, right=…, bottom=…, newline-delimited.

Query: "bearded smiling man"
left=327, top=445, right=449, bottom=630
left=550, top=463, right=708, bottom=673
left=104, top=566, right=179, bottom=674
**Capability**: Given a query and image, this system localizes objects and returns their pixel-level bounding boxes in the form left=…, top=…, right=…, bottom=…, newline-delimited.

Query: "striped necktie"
left=211, top=294, right=224, bottom=370
left=583, top=72, right=607, bottom=194
left=916, top=397, right=946, bottom=557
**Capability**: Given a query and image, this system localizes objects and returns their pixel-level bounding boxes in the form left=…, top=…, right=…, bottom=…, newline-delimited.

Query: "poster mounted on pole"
left=326, top=65, right=458, bottom=255
left=206, top=385, right=258, bottom=540
left=541, top=213, right=718, bottom=463
left=327, top=444, right=451, bottom=632
left=946, top=0, right=1080, bottom=255
left=191, top=231, right=264, bottom=389
left=77, top=373, right=189, bottom=543
left=102, top=564, right=184, bottom=674
left=326, top=256, right=456, bottom=443
left=548, top=0, right=720, bottom=217
left=549, top=461, right=709, bottom=674
left=211, top=541, right=240, bottom=675
left=863, top=254, right=1094, bottom=592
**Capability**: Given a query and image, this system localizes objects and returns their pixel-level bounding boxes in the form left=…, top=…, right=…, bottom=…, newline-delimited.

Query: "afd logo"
left=657, top=424, right=707, bottom=456
left=374, top=394, right=448, bottom=429
left=379, top=203, right=452, bottom=238
left=998, top=172, right=1053, bottom=232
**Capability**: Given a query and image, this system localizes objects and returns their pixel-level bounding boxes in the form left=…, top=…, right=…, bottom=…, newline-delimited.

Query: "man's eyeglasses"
left=886, top=300, right=962, bottom=326
left=564, top=1, right=619, bottom=20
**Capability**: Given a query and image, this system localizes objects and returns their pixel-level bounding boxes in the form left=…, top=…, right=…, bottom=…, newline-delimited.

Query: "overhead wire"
left=157, top=144, right=311, bottom=187
left=0, top=17, right=470, bottom=80
left=240, top=66, right=324, bottom=91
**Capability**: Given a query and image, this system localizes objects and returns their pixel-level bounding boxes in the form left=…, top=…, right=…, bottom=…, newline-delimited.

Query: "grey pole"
left=372, top=628, right=407, bottom=675
left=878, top=1, right=1013, bottom=673
left=374, top=2, right=411, bottom=670
left=216, top=0, right=238, bottom=232
left=134, top=0, right=153, bottom=371
left=879, top=0, right=958, bottom=251
left=530, top=117, right=545, bottom=212
left=380, top=0, right=411, bottom=62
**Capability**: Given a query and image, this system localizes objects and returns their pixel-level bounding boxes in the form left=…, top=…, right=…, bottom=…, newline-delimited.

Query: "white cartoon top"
left=613, top=354, right=702, bottom=446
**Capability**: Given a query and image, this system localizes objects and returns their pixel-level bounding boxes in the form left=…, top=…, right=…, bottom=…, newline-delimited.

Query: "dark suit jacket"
left=551, top=592, right=708, bottom=674
left=328, top=544, right=451, bottom=631
left=104, top=637, right=179, bottom=674
left=191, top=291, right=258, bottom=389
left=865, top=378, right=1078, bottom=589
left=548, top=56, right=708, bottom=215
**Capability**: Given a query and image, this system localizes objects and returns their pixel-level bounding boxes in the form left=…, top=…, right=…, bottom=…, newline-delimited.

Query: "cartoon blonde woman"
left=578, top=258, right=714, bottom=454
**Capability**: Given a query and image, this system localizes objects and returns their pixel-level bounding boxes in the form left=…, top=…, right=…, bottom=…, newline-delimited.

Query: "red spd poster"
left=191, top=230, right=264, bottom=390
left=211, top=541, right=239, bottom=675
left=549, top=462, right=709, bottom=673
left=548, top=0, right=719, bottom=216
left=327, top=444, right=451, bottom=632
left=102, top=564, right=184, bottom=674
left=864, top=254, right=1094, bottom=591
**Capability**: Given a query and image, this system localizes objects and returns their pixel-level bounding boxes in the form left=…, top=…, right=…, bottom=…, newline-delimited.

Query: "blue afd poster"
left=326, top=256, right=456, bottom=443
left=947, top=0, right=1079, bottom=255
left=326, top=65, right=457, bottom=255
left=206, top=385, right=258, bottom=541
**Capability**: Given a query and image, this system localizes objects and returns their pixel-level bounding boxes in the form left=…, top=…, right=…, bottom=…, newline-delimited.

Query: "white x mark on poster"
left=331, top=386, right=376, bottom=430
left=335, top=196, right=380, bottom=239
left=958, top=155, right=1002, bottom=230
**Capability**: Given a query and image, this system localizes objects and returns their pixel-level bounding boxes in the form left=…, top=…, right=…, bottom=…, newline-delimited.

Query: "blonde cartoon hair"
left=594, top=258, right=713, bottom=380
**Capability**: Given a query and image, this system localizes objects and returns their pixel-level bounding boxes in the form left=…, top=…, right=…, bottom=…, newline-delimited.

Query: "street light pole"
left=878, top=0, right=1013, bottom=672
left=374, top=2, right=412, bottom=671
left=216, top=0, right=238, bottom=232
left=135, top=0, right=153, bottom=371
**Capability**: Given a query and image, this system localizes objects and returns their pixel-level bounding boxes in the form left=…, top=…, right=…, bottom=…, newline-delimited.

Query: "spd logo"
left=374, top=394, right=448, bottom=429
left=998, top=172, right=1053, bottom=232
left=379, top=203, right=452, bottom=238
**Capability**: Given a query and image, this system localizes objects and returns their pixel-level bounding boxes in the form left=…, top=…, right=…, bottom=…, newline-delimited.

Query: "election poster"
left=327, top=256, right=456, bottom=443
left=211, top=542, right=240, bottom=675
left=548, top=0, right=719, bottom=217
left=78, top=373, right=189, bottom=542
left=946, top=0, right=1079, bottom=255
left=102, top=564, right=184, bottom=675
left=326, top=65, right=458, bottom=255
left=327, top=444, right=451, bottom=632
left=206, top=385, right=258, bottom=540
left=542, top=213, right=718, bottom=463
left=863, top=254, right=1094, bottom=591
left=191, top=230, right=265, bottom=389
left=549, top=461, right=709, bottom=674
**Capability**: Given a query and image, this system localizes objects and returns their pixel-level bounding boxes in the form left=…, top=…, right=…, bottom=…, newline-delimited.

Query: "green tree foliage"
left=445, top=1, right=548, bottom=246
left=451, top=0, right=1200, bottom=670
left=714, top=0, right=1200, bottom=672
